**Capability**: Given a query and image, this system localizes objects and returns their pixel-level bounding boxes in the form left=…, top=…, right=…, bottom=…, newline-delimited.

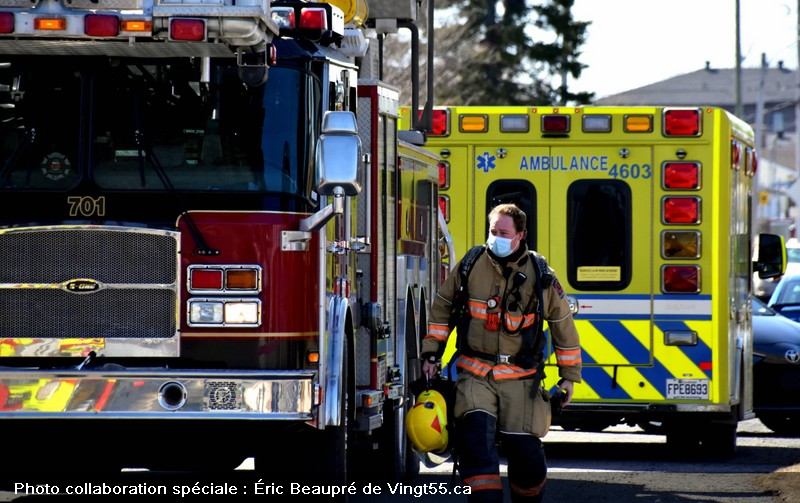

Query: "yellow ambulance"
left=401, top=106, right=784, bottom=456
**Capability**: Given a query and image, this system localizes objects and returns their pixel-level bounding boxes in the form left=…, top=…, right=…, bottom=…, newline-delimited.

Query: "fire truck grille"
left=0, top=227, right=179, bottom=340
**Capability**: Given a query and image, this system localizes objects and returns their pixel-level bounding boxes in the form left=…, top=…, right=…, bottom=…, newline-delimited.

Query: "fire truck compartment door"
left=548, top=145, right=655, bottom=366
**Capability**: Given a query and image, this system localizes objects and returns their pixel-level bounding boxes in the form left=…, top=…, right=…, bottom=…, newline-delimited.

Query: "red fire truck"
left=0, top=0, right=445, bottom=482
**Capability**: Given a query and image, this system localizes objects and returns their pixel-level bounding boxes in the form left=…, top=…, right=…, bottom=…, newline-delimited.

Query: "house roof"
left=594, top=63, right=799, bottom=109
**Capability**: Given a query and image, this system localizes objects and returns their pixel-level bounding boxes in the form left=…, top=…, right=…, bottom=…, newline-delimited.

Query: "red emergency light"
left=662, top=265, right=700, bottom=293
left=541, top=114, right=570, bottom=134
left=664, top=108, right=701, bottom=137
left=663, top=162, right=700, bottom=190
left=85, top=14, right=119, bottom=37
left=438, top=195, right=450, bottom=223
left=0, top=12, right=14, bottom=34
left=300, top=7, right=327, bottom=30
left=731, top=139, right=741, bottom=168
left=663, top=196, right=700, bottom=224
left=425, top=109, right=449, bottom=136
left=170, top=18, right=205, bottom=41
left=438, top=161, right=450, bottom=190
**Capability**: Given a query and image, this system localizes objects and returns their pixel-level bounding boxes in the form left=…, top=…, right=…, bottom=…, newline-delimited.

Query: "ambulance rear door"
left=546, top=145, right=656, bottom=380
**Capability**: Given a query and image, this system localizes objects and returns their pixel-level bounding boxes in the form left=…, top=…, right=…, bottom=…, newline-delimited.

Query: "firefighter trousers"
left=457, top=410, right=547, bottom=503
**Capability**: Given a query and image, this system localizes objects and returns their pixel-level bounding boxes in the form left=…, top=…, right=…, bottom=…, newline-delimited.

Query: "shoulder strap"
left=521, top=251, right=554, bottom=360
left=459, top=245, right=486, bottom=286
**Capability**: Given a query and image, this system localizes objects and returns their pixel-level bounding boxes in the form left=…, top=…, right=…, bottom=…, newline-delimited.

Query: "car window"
left=788, top=248, right=800, bottom=263
left=776, top=278, right=800, bottom=305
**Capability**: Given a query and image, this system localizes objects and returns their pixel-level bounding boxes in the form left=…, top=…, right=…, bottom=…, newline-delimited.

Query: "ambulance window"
left=485, top=180, right=536, bottom=250
left=567, top=180, right=631, bottom=290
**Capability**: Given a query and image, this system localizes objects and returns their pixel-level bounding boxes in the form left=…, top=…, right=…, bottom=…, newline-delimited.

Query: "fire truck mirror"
left=316, top=111, right=362, bottom=196
left=754, top=233, right=786, bottom=279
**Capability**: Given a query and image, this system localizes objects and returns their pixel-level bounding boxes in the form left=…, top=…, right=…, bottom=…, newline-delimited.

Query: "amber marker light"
left=460, top=115, right=488, bottom=132
left=120, top=20, right=152, bottom=32
left=226, top=269, right=258, bottom=290
left=34, top=18, right=66, bottom=30
left=306, top=351, right=320, bottom=365
left=624, top=115, right=652, bottom=133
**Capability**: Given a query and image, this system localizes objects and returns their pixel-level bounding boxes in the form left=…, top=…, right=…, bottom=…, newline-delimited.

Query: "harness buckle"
left=498, top=354, right=511, bottom=364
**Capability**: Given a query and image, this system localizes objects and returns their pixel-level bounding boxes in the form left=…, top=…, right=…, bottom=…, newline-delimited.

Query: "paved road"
left=2, top=419, right=795, bottom=502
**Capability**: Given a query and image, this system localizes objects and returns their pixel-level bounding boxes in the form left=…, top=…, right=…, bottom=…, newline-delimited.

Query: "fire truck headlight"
left=224, top=302, right=260, bottom=325
left=189, top=301, right=224, bottom=324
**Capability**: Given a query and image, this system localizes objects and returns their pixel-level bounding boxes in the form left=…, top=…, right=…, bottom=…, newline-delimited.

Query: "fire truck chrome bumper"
left=0, top=369, right=315, bottom=419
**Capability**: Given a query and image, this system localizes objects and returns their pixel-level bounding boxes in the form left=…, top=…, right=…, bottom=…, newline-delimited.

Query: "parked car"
left=767, top=271, right=800, bottom=323
left=754, top=239, right=800, bottom=301
left=752, top=296, right=800, bottom=435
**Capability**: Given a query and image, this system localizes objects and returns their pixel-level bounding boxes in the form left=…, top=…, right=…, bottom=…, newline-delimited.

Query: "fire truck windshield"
left=0, top=58, right=318, bottom=199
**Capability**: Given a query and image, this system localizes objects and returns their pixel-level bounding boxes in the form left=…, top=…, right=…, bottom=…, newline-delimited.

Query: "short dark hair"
left=488, top=203, right=526, bottom=233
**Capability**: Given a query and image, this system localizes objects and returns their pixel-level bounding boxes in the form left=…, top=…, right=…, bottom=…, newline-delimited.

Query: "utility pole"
left=735, top=0, right=743, bottom=118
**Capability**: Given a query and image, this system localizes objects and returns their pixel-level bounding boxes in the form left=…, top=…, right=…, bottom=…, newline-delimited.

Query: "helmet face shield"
left=405, top=389, right=449, bottom=455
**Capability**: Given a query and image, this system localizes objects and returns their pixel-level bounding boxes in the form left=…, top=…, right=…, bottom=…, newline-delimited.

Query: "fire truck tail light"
left=663, top=196, right=700, bottom=224
left=583, top=114, right=612, bottom=133
left=438, top=195, right=450, bottom=223
left=299, top=7, right=327, bottom=30
left=85, top=14, right=119, bottom=37
left=170, top=18, right=205, bottom=41
left=500, top=114, right=529, bottom=133
left=226, top=269, right=258, bottom=290
left=34, top=18, right=66, bottom=31
left=460, top=115, right=487, bottom=133
left=438, top=161, right=450, bottom=190
left=0, top=13, right=14, bottom=34
left=662, top=265, right=700, bottom=293
left=752, top=150, right=758, bottom=176
left=663, top=162, right=700, bottom=189
left=120, top=20, right=152, bottom=33
left=624, top=115, right=652, bottom=133
left=541, top=114, right=570, bottom=134
left=272, top=7, right=296, bottom=29
left=662, top=231, right=701, bottom=259
left=664, top=108, right=701, bottom=137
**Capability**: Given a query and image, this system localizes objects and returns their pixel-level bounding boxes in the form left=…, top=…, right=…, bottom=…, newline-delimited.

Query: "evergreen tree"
left=379, top=0, right=594, bottom=107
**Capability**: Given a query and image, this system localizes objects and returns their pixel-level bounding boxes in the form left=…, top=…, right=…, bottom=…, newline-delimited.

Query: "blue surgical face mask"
left=487, top=233, right=514, bottom=257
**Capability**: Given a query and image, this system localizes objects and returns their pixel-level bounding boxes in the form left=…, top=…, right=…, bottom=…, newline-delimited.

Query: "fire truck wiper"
left=0, top=127, right=34, bottom=184
left=134, top=130, right=220, bottom=256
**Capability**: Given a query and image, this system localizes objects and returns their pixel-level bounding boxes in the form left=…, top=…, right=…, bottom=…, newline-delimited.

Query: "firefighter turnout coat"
left=424, top=242, right=582, bottom=385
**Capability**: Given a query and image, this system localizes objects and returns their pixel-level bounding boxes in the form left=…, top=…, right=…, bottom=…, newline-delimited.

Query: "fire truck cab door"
left=547, top=145, right=655, bottom=367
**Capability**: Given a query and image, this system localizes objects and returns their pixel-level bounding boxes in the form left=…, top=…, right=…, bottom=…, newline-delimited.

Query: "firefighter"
left=421, top=203, right=582, bottom=503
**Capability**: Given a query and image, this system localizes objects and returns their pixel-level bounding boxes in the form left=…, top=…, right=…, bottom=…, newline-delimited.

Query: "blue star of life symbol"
left=477, top=152, right=496, bottom=173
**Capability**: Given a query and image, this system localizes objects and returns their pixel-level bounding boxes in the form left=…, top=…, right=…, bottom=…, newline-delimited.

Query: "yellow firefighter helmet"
left=405, top=389, right=449, bottom=454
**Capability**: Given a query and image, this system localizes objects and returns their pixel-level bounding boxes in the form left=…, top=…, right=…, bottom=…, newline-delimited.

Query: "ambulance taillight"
left=438, top=161, right=450, bottom=190
left=438, top=195, right=450, bottom=223
left=663, top=196, right=700, bottom=224
left=664, top=108, right=701, bottom=137
left=428, top=109, right=450, bottom=136
left=663, top=162, right=700, bottom=190
left=662, top=265, right=700, bottom=293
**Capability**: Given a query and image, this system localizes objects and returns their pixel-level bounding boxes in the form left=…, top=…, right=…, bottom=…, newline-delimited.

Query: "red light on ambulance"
left=662, top=265, right=700, bottom=293
left=85, top=14, right=119, bottom=37
left=427, top=109, right=449, bottom=136
left=663, top=196, right=700, bottom=224
left=663, top=162, right=700, bottom=190
left=170, top=18, right=205, bottom=41
left=752, top=150, right=758, bottom=176
left=0, top=12, right=14, bottom=34
left=438, top=195, right=450, bottom=223
left=438, top=161, right=450, bottom=190
left=731, top=139, right=741, bottom=168
left=664, top=108, right=701, bottom=137
left=541, top=114, right=570, bottom=134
